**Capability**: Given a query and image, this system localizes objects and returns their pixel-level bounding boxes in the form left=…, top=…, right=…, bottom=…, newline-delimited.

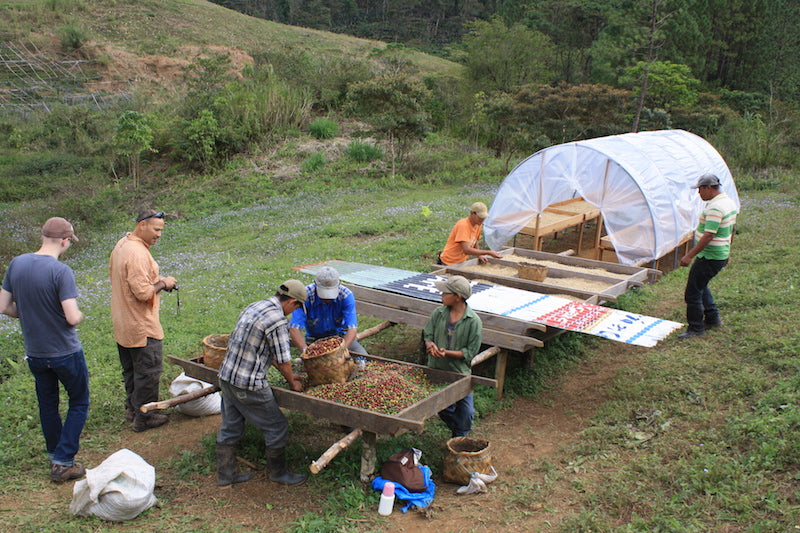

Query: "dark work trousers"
left=684, top=257, right=728, bottom=332
left=217, top=380, right=289, bottom=450
left=118, top=337, right=163, bottom=410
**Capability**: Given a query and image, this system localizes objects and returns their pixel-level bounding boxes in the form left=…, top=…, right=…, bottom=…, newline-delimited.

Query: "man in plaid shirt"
left=215, top=279, right=308, bottom=487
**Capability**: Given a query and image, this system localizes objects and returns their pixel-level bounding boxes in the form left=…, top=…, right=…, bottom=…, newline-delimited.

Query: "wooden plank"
left=350, top=284, right=546, bottom=334
left=499, top=247, right=649, bottom=276
left=494, top=350, right=508, bottom=399
left=395, top=377, right=473, bottom=422
left=356, top=300, right=543, bottom=352
left=444, top=264, right=613, bottom=302
left=491, top=257, right=628, bottom=284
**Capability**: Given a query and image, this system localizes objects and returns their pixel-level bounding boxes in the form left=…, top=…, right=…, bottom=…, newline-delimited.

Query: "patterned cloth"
left=218, top=296, right=292, bottom=391
left=695, top=192, right=738, bottom=260
left=289, top=283, right=358, bottom=338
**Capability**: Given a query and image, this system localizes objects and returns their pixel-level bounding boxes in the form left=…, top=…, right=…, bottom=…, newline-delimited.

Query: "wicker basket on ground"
left=442, top=437, right=493, bottom=485
left=518, top=261, right=548, bottom=282
left=302, top=336, right=354, bottom=387
left=202, top=334, right=229, bottom=369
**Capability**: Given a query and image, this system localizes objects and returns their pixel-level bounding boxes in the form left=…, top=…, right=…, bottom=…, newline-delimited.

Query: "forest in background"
left=1, top=0, right=799, bottom=256
left=212, top=0, right=800, bottom=102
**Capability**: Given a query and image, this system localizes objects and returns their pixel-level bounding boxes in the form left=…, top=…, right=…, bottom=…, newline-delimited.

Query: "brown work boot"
left=50, top=463, right=86, bottom=483
left=125, top=406, right=136, bottom=422
left=133, top=412, right=168, bottom=432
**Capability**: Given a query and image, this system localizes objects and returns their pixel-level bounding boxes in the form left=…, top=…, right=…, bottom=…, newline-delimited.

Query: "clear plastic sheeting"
left=484, top=130, right=740, bottom=265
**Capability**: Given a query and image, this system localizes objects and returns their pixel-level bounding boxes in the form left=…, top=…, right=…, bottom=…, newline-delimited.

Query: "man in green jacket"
left=423, top=275, right=482, bottom=437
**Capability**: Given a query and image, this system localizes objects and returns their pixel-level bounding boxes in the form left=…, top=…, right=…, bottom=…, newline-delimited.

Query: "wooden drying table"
left=167, top=354, right=496, bottom=481
left=516, top=198, right=602, bottom=255
left=346, top=283, right=548, bottom=399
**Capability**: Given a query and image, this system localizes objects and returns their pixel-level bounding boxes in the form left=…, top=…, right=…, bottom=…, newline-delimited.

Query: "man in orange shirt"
left=438, top=202, right=503, bottom=265
left=109, top=210, right=178, bottom=432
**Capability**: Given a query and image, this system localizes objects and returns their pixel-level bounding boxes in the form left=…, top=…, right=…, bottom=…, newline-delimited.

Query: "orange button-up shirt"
left=109, top=233, right=164, bottom=348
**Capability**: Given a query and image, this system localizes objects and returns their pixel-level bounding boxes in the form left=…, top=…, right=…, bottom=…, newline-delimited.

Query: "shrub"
left=309, top=118, right=339, bottom=139
left=59, top=25, right=87, bottom=52
left=346, top=141, right=382, bottom=163
left=301, top=152, right=327, bottom=172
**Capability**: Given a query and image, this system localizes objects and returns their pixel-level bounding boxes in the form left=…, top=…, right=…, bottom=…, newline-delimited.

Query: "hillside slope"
left=1, top=0, right=464, bottom=99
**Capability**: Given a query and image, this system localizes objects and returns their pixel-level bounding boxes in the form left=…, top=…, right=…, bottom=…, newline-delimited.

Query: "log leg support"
left=360, top=431, right=377, bottom=483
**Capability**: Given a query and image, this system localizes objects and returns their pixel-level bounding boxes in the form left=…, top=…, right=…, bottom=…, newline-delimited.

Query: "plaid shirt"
left=218, top=297, right=292, bottom=390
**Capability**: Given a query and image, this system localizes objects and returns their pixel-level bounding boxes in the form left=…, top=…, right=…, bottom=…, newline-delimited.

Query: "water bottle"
left=378, top=481, right=395, bottom=516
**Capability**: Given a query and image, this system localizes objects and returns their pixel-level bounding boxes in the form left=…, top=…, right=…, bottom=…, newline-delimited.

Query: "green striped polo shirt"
left=696, top=192, right=738, bottom=260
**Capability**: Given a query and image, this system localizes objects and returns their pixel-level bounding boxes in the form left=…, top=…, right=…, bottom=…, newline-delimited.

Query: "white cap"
left=315, top=266, right=340, bottom=299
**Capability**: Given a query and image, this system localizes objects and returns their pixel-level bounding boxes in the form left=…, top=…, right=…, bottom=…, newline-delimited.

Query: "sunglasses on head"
left=136, top=211, right=165, bottom=222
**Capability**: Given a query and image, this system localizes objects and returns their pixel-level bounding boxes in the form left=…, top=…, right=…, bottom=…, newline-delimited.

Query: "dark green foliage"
left=513, top=83, right=634, bottom=144
left=346, top=74, right=432, bottom=171
left=308, top=118, right=339, bottom=140
left=462, top=16, right=556, bottom=93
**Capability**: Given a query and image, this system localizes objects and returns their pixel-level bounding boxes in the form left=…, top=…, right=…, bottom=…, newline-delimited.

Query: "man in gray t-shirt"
left=0, top=217, right=90, bottom=483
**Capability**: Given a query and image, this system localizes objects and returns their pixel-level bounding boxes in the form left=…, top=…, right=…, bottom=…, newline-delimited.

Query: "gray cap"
left=693, top=174, right=721, bottom=188
left=435, top=275, right=472, bottom=300
left=315, top=266, right=340, bottom=299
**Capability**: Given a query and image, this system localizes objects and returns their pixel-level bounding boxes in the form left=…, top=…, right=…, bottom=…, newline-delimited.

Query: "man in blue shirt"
left=289, top=266, right=367, bottom=355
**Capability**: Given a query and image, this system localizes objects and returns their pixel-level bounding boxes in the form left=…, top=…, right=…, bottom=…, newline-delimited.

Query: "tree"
left=462, top=16, right=555, bottom=93
left=346, top=74, right=432, bottom=177
left=472, top=91, right=548, bottom=172
left=621, top=60, right=700, bottom=111
left=114, top=111, right=156, bottom=188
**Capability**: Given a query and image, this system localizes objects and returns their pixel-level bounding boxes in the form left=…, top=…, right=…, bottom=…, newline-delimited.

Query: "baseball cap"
left=435, top=275, right=472, bottom=300
left=42, top=217, right=78, bottom=242
left=470, top=202, right=489, bottom=219
left=693, top=174, right=721, bottom=188
left=315, top=266, right=340, bottom=299
left=277, top=279, right=308, bottom=303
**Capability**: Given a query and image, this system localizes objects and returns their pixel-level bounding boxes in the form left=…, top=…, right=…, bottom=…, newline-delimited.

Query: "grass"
left=1, top=183, right=799, bottom=531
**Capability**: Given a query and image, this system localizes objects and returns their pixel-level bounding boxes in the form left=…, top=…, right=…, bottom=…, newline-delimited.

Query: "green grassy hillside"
left=1, top=0, right=464, bottom=88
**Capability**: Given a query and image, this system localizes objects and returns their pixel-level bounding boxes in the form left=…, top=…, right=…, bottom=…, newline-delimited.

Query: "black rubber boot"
left=266, top=448, right=306, bottom=486
left=216, top=443, right=254, bottom=487
left=132, top=412, right=168, bottom=432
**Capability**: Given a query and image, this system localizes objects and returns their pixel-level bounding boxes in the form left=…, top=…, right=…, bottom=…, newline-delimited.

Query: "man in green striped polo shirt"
left=677, top=173, right=738, bottom=340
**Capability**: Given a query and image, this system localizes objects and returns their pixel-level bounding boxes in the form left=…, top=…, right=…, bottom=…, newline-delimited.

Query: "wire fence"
left=0, top=40, right=132, bottom=115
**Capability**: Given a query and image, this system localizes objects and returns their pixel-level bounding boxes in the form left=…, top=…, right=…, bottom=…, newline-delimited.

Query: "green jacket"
left=423, top=304, right=482, bottom=374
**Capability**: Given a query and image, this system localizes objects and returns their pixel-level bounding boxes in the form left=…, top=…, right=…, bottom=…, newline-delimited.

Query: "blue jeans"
left=217, top=380, right=288, bottom=450
left=27, top=350, right=90, bottom=466
left=439, top=393, right=474, bottom=437
left=685, top=257, right=728, bottom=332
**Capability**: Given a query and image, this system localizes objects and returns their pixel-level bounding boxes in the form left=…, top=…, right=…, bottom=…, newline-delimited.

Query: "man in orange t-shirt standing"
left=109, top=210, right=178, bottom=432
left=438, top=202, right=503, bottom=265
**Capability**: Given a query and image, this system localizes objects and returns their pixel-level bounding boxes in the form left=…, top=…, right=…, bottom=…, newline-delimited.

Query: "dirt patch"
left=87, top=43, right=254, bottom=90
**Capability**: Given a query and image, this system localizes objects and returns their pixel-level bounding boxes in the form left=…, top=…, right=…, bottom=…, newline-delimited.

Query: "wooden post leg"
left=360, top=431, right=377, bottom=483
left=495, top=350, right=508, bottom=400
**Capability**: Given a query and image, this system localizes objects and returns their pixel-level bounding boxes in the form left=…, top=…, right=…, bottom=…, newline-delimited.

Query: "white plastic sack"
left=169, top=372, right=220, bottom=417
left=70, top=449, right=157, bottom=521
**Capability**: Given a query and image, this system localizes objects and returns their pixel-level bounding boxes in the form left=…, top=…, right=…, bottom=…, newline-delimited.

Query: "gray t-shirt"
left=2, top=253, right=81, bottom=357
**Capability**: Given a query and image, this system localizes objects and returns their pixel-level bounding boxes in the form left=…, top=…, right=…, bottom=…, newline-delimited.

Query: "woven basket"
left=518, top=262, right=548, bottom=282
left=442, top=437, right=493, bottom=485
left=202, top=334, right=229, bottom=369
left=302, top=336, right=354, bottom=387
